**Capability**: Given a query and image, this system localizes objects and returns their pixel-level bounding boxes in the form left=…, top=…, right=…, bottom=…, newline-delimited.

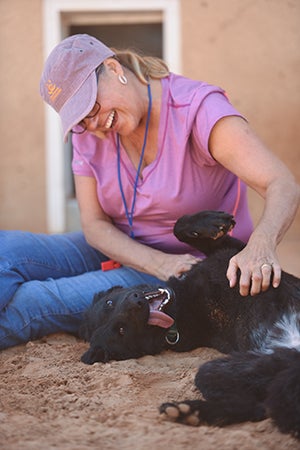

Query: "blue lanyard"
left=117, top=83, right=152, bottom=238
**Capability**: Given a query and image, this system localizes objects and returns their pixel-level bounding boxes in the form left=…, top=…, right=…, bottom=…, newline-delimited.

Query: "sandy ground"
left=0, top=334, right=299, bottom=450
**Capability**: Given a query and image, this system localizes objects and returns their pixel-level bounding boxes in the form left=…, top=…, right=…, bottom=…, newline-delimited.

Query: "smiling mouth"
left=144, top=288, right=174, bottom=329
left=105, top=110, right=116, bottom=129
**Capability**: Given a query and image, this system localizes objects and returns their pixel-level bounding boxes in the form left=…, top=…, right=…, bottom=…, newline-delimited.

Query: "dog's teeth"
left=145, top=291, right=161, bottom=300
left=158, top=297, right=170, bottom=311
left=145, top=288, right=172, bottom=310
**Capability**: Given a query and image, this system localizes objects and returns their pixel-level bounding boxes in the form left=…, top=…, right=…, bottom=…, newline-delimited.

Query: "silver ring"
left=261, top=263, right=272, bottom=270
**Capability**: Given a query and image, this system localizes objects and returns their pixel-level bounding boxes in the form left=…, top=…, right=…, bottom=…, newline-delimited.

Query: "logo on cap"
left=46, top=79, right=62, bottom=103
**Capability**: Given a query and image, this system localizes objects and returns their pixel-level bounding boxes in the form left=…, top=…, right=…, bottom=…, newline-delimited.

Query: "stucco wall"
left=0, top=0, right=299, bottom=241
left=0, top=0, right=46, bottom=232
left=181, top=0, right=300, bottom=236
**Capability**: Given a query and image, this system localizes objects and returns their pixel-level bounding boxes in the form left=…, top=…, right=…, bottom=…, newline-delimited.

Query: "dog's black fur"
left=79, top=211, right=300, bottom=438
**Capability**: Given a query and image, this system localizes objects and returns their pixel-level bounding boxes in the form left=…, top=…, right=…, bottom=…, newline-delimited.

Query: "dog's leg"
left=160, top=397, right=266, bottom=427
left=160, top=350, right=300, bottom=435
left=173, top=210, right=244, bottom=256
left=160, top=351, right=275, bottom=427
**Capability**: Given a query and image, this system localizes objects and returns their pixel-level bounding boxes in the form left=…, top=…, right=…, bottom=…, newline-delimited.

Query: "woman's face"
left=82, top=59, right=146, bottom=139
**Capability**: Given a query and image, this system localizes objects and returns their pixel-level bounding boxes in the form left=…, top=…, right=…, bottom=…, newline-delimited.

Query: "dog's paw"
left=174, top=211, right=235, bottom=243
left=210, top=213, right=235, bottom=239
left=159, top=401, right=202, bottom=426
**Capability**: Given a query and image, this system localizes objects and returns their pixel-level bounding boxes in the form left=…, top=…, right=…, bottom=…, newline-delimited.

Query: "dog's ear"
left=78, top=321, right=92, bottom=341
left=79, top=306, right=100, bottom=340
left=81, top=346, right=110, bottom=364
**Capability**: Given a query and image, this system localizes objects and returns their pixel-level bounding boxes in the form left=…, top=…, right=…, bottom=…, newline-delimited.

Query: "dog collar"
left=165, top=323, right=180, bottom=345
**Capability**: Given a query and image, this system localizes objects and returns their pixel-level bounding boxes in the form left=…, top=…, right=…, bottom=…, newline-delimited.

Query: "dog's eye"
left=106, top=299, right=113, bottom=307
left=119, top=327, right=125, bottom=336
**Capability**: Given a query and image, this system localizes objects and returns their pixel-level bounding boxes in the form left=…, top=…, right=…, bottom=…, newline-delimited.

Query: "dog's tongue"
left=148, top=310, right=174, bottom=329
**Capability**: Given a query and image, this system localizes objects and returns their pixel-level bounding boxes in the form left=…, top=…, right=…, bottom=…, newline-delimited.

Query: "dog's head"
left=79, top=285, right=175, bottom=364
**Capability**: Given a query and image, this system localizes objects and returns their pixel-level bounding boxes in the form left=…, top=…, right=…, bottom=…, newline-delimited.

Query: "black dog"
left=79, top=210, right=300, bottom=438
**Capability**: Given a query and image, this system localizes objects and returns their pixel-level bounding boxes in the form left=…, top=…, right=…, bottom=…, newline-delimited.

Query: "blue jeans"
left=0, top=231, right=164, bottom=350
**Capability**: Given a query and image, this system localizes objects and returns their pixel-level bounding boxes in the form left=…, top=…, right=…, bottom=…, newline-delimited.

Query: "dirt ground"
left=0, top=334, right=299, bottom=450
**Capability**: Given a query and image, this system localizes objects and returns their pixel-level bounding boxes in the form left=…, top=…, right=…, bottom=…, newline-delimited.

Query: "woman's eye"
left=119, top=327, right=125, bottom=336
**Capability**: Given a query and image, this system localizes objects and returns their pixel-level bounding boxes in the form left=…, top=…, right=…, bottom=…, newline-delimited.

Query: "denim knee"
left=0, top=230, right=107, bottom=310
left=0, top=278, right=89, bottom=350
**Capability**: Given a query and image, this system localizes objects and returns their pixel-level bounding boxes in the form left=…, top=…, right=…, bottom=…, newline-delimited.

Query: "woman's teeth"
left=105, top=111, right=115, bottom=129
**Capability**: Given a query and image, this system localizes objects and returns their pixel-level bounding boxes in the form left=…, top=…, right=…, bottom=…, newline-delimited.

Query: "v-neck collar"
left=115, top=77, right=169, bottom=185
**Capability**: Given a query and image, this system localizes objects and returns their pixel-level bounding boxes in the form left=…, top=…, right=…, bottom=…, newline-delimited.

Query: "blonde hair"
left=112, top=48, right=170, bottom=85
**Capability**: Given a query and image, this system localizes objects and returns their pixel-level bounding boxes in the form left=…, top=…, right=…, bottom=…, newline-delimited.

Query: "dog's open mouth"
left=144, top=288, right=175, bottom=329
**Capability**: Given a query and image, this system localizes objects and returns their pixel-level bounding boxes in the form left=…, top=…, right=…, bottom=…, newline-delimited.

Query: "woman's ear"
left=103, top=58, right=123, bottom=76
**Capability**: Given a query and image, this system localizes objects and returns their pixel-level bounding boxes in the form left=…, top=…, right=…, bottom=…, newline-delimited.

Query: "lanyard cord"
left=117, top=82, right=152, bottom=238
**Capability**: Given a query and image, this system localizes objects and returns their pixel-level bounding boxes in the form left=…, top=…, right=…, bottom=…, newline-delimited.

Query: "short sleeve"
left=71, top=134, right=95, bottom=177
left=191, top=91, right=246, bottom=165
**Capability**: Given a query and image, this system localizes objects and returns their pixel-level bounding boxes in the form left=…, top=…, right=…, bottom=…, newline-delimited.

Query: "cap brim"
left=60, top=70, right=98, bottom=142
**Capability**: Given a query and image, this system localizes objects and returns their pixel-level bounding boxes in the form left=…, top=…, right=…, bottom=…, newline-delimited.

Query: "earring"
left=118, top=74, right=128, bottom=85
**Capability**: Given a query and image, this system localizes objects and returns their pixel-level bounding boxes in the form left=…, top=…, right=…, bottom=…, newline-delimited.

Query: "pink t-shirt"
left=72, top=73, right=253, bottom=257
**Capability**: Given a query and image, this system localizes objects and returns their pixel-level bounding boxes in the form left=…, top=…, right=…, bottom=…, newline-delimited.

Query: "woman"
left=0, top=34, right=299, bottom=349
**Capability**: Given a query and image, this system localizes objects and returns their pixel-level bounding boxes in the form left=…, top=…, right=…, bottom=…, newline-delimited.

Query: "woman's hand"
left=153, top=253, right=201, bottom=281
left=226, top=238, right=281, bottom=296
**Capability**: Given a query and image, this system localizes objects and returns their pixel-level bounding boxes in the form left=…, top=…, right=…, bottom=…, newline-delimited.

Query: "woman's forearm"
left=251, top=175, right=300, bottom=247
left=82, top=219, right=199, bottom=281
left=83, top=219, right=160, bottom=272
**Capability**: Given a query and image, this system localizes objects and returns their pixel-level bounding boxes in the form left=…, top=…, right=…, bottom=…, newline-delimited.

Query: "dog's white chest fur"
left=252, top=310, right=300, bottom=353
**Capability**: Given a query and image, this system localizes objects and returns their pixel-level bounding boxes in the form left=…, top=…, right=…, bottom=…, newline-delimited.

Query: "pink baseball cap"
left=40, top=34, right=115, bottom=142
